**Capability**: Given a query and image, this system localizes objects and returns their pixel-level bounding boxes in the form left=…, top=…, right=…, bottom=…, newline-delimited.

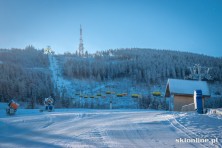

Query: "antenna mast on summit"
left=78, top=24, right=84, bottom=56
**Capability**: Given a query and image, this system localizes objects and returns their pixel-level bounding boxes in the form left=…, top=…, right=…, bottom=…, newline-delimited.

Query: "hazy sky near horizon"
left=0, top=0, right=221, bottom=57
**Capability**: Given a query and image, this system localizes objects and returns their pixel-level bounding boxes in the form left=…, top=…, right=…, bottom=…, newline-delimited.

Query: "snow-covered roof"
left=165, top=79, right=210, bottom=97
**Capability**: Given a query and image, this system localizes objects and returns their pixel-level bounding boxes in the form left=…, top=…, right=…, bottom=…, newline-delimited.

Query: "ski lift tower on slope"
left=186, top=64, right=213, bottom=81
left=44, top=46, right=54, bottom=55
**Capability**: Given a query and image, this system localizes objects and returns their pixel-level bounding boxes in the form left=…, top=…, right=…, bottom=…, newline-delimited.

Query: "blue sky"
left=0, top=0, right=221, bottom=57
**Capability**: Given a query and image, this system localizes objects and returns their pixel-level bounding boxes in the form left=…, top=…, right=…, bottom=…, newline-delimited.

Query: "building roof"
left=165, top=79, right=210, bottom=97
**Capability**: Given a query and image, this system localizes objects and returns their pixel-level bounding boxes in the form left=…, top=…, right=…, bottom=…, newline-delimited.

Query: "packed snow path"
left=49, top=55, right=114, bottom=98
left=0, top=109, right=221, bottom=148
left=49, top=55, right=75, bottom=98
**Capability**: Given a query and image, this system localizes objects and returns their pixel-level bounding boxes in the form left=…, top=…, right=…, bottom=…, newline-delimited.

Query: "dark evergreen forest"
left=0, top=46, right=53, bottom=103
left=63, top=48, right=222, bottom=84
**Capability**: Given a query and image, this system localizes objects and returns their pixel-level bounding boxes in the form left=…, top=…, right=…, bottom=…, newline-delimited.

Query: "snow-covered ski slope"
left=0, top=109, right=221, bottom=148
left=49, top=55, right=75, bottom=98
left=49, top=55, right=116, bottom=98
left=49, top=55, right=138, bottom=108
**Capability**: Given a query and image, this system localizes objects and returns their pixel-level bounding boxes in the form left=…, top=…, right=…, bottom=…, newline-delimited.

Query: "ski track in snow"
left=49, top=55, right=74, bottom=98
left=49, top=55, right=113, bottom=98
left=170, top=112, right=222, bottom=148
left=0, top=109, right=221, bottom=148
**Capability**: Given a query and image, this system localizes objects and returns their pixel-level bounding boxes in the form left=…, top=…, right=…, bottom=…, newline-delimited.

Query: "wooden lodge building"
left=165, top=79, right=211, bottom=111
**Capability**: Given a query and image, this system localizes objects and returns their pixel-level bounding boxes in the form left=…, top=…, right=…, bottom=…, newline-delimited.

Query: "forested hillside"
left=0, top=46, right=53, bottom=103
left=1, top=47, right=222, bottom=109
left=62, top=48, right=222, bottom=84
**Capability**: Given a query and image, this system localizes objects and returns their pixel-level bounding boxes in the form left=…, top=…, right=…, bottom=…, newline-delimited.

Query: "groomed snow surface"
left=0, top=109, right=221, bottom=148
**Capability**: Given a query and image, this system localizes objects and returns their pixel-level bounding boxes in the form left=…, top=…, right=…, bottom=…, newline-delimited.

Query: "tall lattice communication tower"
left=78, top=25, right=84, bottom=56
